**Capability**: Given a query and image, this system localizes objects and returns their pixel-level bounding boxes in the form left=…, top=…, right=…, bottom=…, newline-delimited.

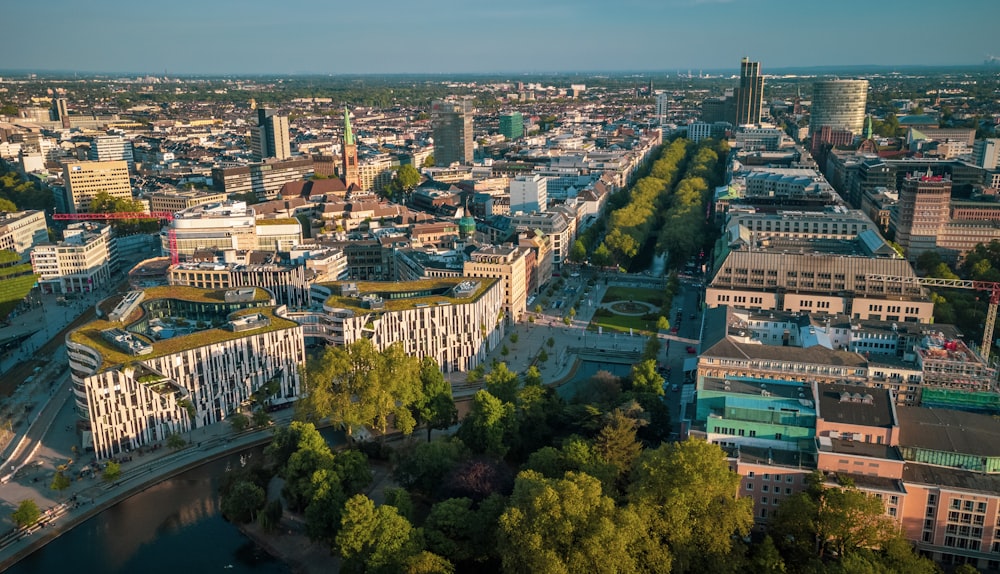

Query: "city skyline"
left=2, top=0, right=997, bottom=75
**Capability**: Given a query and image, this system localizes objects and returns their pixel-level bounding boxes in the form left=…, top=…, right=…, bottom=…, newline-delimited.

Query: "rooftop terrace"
left=322, top=277, right=497, bottom=312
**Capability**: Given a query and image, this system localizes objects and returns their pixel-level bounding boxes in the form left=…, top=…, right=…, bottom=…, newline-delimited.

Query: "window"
left=762, top=485, right=769, bottom=493
left=978, top=502, right=988, bottom=513
left=761, top=497, right=768, bottom=505
left=746, top=483, right=754, bottom=491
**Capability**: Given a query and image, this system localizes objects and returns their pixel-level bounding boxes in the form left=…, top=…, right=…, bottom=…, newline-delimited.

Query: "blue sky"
left=3, top=0, right=997, bottom=74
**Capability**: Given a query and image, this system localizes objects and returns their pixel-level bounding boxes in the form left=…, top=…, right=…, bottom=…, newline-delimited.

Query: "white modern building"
left=31, top=222, right=116, bottom=293
left=88, top=135, right=134, bottom=171
left=973, top=139, right=999, bottom=171
left=306, top=278, right=504, bottom=373
left=0, top=210, right=47, bottom=260
left=65, top=286, right=304, bottom=459
left=509, top=174, right=548, bottom=214
left=160, top=201, right=302, bottom=257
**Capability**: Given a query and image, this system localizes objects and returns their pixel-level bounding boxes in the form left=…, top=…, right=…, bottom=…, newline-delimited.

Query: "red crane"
left=52, top=211, right=179, bottom=265
left=866, top=274, right=1000, bottom=363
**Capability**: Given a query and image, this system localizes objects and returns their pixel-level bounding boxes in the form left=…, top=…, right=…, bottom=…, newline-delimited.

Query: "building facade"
left=31, top=222, right=115, bottom=293
left=211, top=158, right=313, bottom=201
left=66, top=287, right=303, bottom=459
left=432, top=100, right=474, bottom=167
left=463, top=244, right=528, bottom=323
left=88, top=135, right=134, bottom=171
left=63, top=160, right=132, bottom=214
left=509, top=174, right=548, bottom=214
left=809, top=80, right=869, bottom=137
left=250, top=108, right=291, bottom=161
left=0, top=210, right=47, bottom=259
left=735, top=58, right=763, bottom=126
left=500, top=112, right=524, bottom=141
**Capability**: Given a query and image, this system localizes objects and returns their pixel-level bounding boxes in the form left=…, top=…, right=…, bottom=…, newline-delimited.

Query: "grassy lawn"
left=589, top=313, right=656, bottom=335
left=601, top=286, right=663, bottom=306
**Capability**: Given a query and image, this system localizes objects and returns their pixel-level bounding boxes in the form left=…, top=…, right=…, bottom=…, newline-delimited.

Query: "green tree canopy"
left=629, top=360, right=664, bottom=396
left=457, top=390, right=517, bottom=457
left=336, top=494, right=423, bottom=574
left=221, top=480, right=266, bottom=524
left=413, top=356, right=457, bottom=442
left=12, top=499, right=40, bottom=528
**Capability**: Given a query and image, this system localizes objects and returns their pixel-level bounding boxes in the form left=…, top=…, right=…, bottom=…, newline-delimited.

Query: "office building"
left=463, top=244, right=529, bottom=323
left=509, top=174, right=548, bottom=213
left=31, top=222, right=115, bottom=293
left=973, top=138, right=999, bottom=171
left=161, top=201, right=302, bottom=257
left=688, top=122, right=712, bottom=143
left=341, top=107, right=360, bottom=189
left=249, top=108, right=291, bottom=161
left=211, top=158, right=313, bottom=201
left=0, top=210, right=47, bottom=260
left=896, top=173, right=952, bottom=261
left=310, top=278, right=504, bottom=373
left=51, top=97, right=70, bottom=129
left=431, top=100, right=474, bottom=166
left=734, top=58, right=763, bottom=126
left=499, top=112, right=524, bottom=140
left=63, top=160, right=132, bottom=214
left=66, top=286, right=303, bottom=459
left=167, top=254, right=311, bottom=308
left=508, top=211, right=573, bottom=268
left=809, top=79, right=869, bottom=137
left=88, top=135, right=134, bottom=171
left=146, top=189, right=228, bottom=213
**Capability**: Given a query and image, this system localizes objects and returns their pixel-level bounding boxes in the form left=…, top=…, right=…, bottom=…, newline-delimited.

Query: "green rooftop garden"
left=255, top=218, right=299, bottom=226
left=69, top=302, right=295, bottom=372
left=141, top=285, right=271, bottom=303
left=322, top=278, right=497, bottom=312
left=0, top=250, right=36, bottom=321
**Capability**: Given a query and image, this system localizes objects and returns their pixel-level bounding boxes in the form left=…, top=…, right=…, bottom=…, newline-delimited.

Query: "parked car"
left=686, top=346, right=697, bottom=354
left=671, top=384, right=679, bottom=392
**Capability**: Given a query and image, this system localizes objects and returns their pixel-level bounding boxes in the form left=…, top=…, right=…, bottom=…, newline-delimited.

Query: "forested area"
left=218, top=339, right=940, bottom=574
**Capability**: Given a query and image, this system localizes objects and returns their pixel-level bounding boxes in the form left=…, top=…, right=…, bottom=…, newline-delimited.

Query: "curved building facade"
left=810, top=80, right=869, bottom=136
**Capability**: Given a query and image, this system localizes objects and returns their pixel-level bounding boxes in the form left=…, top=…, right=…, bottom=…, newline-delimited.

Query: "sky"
left=2, top=0, right=998, bottom=75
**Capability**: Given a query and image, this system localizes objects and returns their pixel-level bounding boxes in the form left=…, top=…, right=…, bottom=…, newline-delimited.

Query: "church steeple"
left=341, top=106, right=360, bottom=189
left=343, top=106, right=355, bottom=146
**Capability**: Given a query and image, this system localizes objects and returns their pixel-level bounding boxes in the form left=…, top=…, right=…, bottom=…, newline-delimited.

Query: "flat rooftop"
left=816, top=384, right=896, bottom=429
left=322, top=277, right=496, bottom=312
left=896, top=406, right=1000, bottom=458
left=70, top=288, right=290, bottom=371
left=904, top=463, right=1000, bottom=495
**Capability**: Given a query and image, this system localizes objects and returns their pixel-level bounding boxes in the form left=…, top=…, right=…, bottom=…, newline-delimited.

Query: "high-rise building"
left=896, top=172, right=952, bottom=261
left=431, top=100, right=474, bottom=167
left=509, top=174, right=548, bottom=214
left=88, top=135, right=134, bottom=171
left=655, top=92, right=672, bottom=125
left=499, top=112, right=524, bottom=140
left=63, top=160, right=132, bottom=213
left=809, top=79, right=869, bottom=137
left=973, top=139, right=1000, bottom=170
left=341, top=107, right=360, bottom=189
left=734, top=58, right=763, bottom=126
left=250, top=108, right=291, bottom=161
left=50, top=97, right=69, bottom=129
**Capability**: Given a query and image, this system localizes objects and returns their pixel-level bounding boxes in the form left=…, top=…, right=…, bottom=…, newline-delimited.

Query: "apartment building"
left=508, top=211, right=573, bottom=268
left=211, top=158, right=313, bottom=201
left=66, top=286, right=303, bottom=459
left=88, top=135, right=134, bottom=171
left=146, top=189, right=228, bottom=213
left=31, top=222, right=115, bottom=293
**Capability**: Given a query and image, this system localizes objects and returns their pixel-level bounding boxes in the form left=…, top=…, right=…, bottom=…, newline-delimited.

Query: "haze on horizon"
left=2, top=0, right=996, bottom=76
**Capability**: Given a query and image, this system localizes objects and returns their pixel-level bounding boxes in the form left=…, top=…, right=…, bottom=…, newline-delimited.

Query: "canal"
left=7, top=447, right=289, bottom=574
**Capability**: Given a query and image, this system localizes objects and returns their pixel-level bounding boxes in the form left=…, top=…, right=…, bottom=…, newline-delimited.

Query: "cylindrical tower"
left=810, top=79, right=869, bottom=136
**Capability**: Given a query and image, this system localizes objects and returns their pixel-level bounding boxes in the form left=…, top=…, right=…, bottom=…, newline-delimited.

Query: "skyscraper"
left=250, top=108, right=290, bottom=161
left=432, top=100, right=474, bottom=167
left=897, top=171, right=951, bottom=261
left=734, top=58, right=763, bottom=126
left=51, top=97, right=70, bottom=129
left=500, top=112, right=524, bottom=141
left=973, top=139, right=999, bottom=171
left=341, top=107, right=360, bottom=189
left=809, top=79, right=869, bottom=137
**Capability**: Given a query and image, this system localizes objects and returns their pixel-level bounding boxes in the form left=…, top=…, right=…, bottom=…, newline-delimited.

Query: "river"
left=7, top=448, right=290, bottom=574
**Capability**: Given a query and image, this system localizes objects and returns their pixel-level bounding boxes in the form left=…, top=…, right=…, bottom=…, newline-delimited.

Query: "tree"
left=629, top=360, right=665, bottom=395
left=424, top=494, right=506, bottom=565
left=592, top=242, right=612, bottom=267
left=484, top=362, right=520, bottom=403
left=221, top=480, right=266, bottom=524
left=534, top=304, right=543, bottom=314
left=403, top=551, right=455, bottom=574
left=393, top=437, right=468, bottom=495
left=523, top=365, right=543, bottom=387
left=102, top=461, right=121, bottom=482
left=498, top=470, right=664, bottom=574
left=50, top=470, right=71, bottom=491
left=281, top=430, right=336, bottom=511
left=0, top=197, right=16, bottom=212
left=441, top=456, right=515, bottom=502
left=229, top=413, right=250, bottom=432
left=11, top=499, right=40, bottom=528
left=642, top=335, right=661, bottom=362
left=629, top=439, right=753, bottom=573
left=457, top=390, right=517, bottom=457
left=396, top=164, right=422, bottom=191
left=748, top=536, right=786, bottom=574
left=570, top=239, right=587, bottom=263
left=251, top=409, right=272, bottom=428
left=333, top=449, right=374, bottom=495
left=657, top=316, right=670, bottom=331
left=594, top=409, right=644, bottom=482
left=336, top=494, right=422, bottom=574
left=414, top=356, right=458, bottom=442
left=546, top=337, right=555, bottom=348
left=304, top=468, right=347, bottom=542
left=815, top=485, right=897, bottom=559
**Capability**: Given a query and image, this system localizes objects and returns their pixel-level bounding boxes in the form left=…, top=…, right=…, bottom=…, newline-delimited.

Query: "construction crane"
left=52, top=211, right=179, bottom=265
left=866, top=274, right=1000, bottom=363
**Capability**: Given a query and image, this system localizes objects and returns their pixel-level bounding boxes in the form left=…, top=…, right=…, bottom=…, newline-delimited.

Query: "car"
left=671, top=384, right=679, bottom=392
left=671, top=326, right=679, bottom=334
left=686, top=346, right=697, bottom=354
left=689, top=313, right=697, bottom=320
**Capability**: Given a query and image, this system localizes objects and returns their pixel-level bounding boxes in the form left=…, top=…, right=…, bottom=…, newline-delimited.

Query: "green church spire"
left=343, top=106, right=355, bottom=146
